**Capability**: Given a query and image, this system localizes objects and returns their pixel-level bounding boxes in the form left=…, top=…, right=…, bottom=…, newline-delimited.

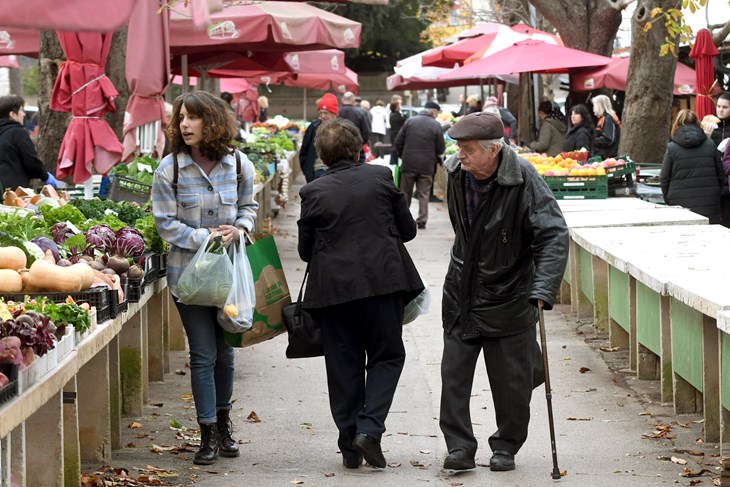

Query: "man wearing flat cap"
left=394, top=100, right=445, bottom=229
left=438, top=112, right=569, bottom=473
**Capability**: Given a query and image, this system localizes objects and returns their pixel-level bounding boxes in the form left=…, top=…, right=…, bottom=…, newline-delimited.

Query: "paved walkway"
left=85, top=172, right=720, bottom=486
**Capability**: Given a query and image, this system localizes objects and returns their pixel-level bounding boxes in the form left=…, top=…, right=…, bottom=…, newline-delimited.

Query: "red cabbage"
left=51, top=222, right=74, bottom=244
left=31, top=237, right=60, bottom=262
left=114, top=226, right=145, bottom=257
left=86, top=224, right=116, bottom=253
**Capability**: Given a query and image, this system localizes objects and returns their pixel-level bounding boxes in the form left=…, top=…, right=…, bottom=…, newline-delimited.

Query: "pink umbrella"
left=0, top=1, right=137, bottom=31
left=283, top=68, right=359, bottom=94
left=123, top=1, right=170, bottom=161
left=0, top=27, right=39, bottom=56
left=170, top=2, right=361, bottom=55
left=689, top=29, right=719, bottom=120
left=439, top=40, right=611, bottom=80
left=51, top=31, right=123, bottom=184
left=571, top=57, right=713, bottom=96
left=206, top=50, right=347, bottom=78
left=0, top=55, right=19, bottom=68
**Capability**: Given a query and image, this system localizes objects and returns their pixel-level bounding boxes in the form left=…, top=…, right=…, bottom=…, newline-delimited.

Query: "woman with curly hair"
left=152, top=91, right=259, bottom=465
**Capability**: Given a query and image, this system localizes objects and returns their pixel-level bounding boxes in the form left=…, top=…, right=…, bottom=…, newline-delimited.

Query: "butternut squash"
left=0, top=246, right=27, bottom=271
left=0, top=269, right=22, bottom=293
left=27, top=259, right=82, bottom=293
left=68, top=263, right=95, bottom=290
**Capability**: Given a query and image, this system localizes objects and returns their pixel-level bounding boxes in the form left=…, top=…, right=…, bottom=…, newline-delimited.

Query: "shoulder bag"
left=282, top=263, right=324, bottom=358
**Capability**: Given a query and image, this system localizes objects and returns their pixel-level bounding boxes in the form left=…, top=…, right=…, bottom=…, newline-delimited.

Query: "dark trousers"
left=311, top=293, right=406, bottom=457
left=439, top=322, right=544, bottom=456
left=400, top=171, right=433, bottom=226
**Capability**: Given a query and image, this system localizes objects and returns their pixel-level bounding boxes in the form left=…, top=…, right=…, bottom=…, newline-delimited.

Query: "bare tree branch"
left=712, top=19, right=730, bottom=46
left=606, top=0, right=637, bottom=10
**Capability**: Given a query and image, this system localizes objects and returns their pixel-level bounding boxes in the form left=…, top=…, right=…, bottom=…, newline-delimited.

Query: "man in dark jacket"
left=0, top=94, right=56, bottom=191
left=339, top=92, right=370, bottom=163
left=394, top=101, right=445, bottom=229
left=299, top=93, right=339, bottom=183
left=438, top=112, right=569, bottom=473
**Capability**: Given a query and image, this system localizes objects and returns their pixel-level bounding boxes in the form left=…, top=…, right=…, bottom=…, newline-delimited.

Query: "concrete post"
left=119, top=310, right=144, bottom=416
left=63, top=377, right=81, bottom=487
left=703, top=316, right=720, bottom=442
left=77, top=346, right=111, bottom=461
left=26, top=392, right=63, bottom=486
left=147, top=291, right=165, bottom=382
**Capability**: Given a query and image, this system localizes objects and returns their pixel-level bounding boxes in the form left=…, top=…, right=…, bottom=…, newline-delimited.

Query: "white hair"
left=482, top=106, right=500, bottom=115
left=478, top=139, right=503, bottom=152
left=592, top=94, right=616, bottom=118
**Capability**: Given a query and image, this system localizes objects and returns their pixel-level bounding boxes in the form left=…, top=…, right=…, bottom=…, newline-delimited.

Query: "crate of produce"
left=74, top=308, right=97, bottom=347
left=545, top=175, right=609, bottom=200
left=603, top=156, right=636, bottom=179
left=0, top=362, right=19, bottom=405
left=559, top=151, right=589, bottom=162
left=124, top=277, right=145, bottom=303
left=2, top=287, right=111, bottom=324
left=108, top=175, right=152, bottom=205
left=108, top=282, right=129, bottom=319
left=158, top=253, right=167, bottom=277
left=55, top=327, right=75, bottom=362
left=135, top=252, right=159, bottom=285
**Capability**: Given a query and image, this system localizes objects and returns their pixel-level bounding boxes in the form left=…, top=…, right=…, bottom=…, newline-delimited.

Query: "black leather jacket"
left=442, top=143, right=569, bottom=338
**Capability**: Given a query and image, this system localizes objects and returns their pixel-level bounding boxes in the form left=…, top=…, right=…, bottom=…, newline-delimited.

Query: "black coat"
left=298, top=119, right=321, bottom=182
left=660, top=124, right=724, bottom=223
left=394, top=113, right=445, bottom=175
left=0, top=119, right=47, bottom=191
left=389, top=111, right=405, bottom=143
left=594, top=113, right=621, bottom=158
left=442, top=144, right=569, bottom=339
left=563, top=123, right=594, bottom=156
left=711, top=117, right=730, bottom=147
left=338, top=105, right=370, bottom=143
left=298, top=159, right=424, bottom=308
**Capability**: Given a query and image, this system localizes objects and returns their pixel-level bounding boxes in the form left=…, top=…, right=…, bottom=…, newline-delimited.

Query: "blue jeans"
left=174, top=299, right=235, bottom=424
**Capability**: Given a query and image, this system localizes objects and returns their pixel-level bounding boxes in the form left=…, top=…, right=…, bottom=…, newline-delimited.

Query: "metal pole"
left=303, top=88, right=307, bottom=120
left=181, top=54, right=189, bottom=94
left=538, top=304, right=562, bottom=480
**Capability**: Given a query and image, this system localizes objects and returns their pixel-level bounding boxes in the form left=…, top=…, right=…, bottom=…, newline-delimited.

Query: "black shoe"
left=443, top=449, right=476, bottom=470
left=342, top=454, right=363, bottom=469
left=417, top=222, right=426, bottom=229
left=352, top=433, right=386, bottom=468
left=216, top=409, right=240, bottom=458
left=429, top=195, right=443, bottom=203
left=194, top=423, right=219, bottom=465
left=489, top=450, right=515, bottom=471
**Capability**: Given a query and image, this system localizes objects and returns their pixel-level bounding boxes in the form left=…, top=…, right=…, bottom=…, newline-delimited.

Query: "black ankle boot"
left=194, top=423, right=219, bottom=465
left=216, top=409, right=240, bottom=458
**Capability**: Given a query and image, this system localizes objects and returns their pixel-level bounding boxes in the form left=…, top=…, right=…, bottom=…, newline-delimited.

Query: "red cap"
left=317, top=93, right=339, bottom=115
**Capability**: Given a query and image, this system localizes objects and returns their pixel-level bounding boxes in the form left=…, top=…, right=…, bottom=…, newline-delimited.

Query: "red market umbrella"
left=439, top=40, right=611, bottom=81
left=170, top=2, right=361, bottom=55
left=0, top=1, right=137, bottom=31
left=123, top=0, right=170, bottom=161
left=0, top=55, right=19, bottom=68
left=0, top=27, right=39, bottom=56
left=205, top=50, right=347, bottom=77
left=571, top=57, right=711, bottom=96
left=50, top=31, right=123, bottom=184
left=689, top=29, right=719, bottom=120
left=283, top=68, right=359, bottom=94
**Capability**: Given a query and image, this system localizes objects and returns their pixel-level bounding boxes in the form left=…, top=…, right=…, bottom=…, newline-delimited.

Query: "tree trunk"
left=8, top=68, right=22, bottom=97
left=104, top=28, right=129, bottom=140
left=620, top=0, right=679, bottom=164
left=37, top=31, right=70, bottom=175
left=529, top=0, right=622, bottom=55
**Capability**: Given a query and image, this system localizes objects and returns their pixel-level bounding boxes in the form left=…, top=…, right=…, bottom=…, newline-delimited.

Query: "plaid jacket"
left=152, top=150, right=258, bottom=297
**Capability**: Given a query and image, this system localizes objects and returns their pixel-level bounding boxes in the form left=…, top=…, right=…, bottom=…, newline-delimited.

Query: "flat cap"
left=424, top=100, right=441, bottom=111
left=448, top=111, right=504, bottom=140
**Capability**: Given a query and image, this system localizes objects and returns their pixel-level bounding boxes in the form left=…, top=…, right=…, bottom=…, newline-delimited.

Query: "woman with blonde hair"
left=592, top=94, right=621, bottom=158
left=257, top=95, right=269, bottom=122
left=660, top=109, right=725, bottom=223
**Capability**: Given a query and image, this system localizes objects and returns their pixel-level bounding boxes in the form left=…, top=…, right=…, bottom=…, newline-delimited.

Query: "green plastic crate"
left=545, top=175, right=608, bottom=200
left=604, top=156, right=636, bottom=179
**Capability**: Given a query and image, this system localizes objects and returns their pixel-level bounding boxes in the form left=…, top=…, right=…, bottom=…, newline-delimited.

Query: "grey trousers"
left=439, top=322, right=544, bottom=456
left=399, top=171, right=433, bottom=226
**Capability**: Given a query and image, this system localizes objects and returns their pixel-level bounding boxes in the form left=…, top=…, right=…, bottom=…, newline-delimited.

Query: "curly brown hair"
left=314, top=119, right=362, bottom=165
left=167, top=91, right=238, bottom=161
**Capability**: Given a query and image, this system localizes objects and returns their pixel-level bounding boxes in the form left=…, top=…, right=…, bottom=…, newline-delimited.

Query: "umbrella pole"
left=303, top=88, right=307, bottom=120
left=479, top=78, right=484, bottom=105
left=181, top=54, right=189, bottom=93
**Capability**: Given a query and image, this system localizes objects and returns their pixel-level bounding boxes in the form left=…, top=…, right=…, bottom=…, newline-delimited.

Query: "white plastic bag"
left=403, top=280, right=431, bottom=325
left=177, top=234, right=233, bottom=307
left=217, top=237, right=256, bottom=333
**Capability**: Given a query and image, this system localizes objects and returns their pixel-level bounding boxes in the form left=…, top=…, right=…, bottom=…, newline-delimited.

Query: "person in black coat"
left=660, top=109, right=725, bottom=224
left=389, top=99, right=405, bottom=166
left=563, top=104, right=594, bottom=157
left=0, top=94, right=56, bottom=191
left=297, top=119, right=424, bottom=470
left=299, top=94, right=339, bottom=183
left=338, top=92, right=370, bottom=163
left=592, top=94, right=621, bottom=158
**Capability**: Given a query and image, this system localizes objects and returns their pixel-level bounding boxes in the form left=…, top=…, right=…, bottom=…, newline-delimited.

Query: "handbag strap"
left=295, top=263, right=310, bottom=314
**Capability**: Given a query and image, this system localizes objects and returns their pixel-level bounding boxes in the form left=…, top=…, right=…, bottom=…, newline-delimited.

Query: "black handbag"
left=282, top=264, right=324, bottom=359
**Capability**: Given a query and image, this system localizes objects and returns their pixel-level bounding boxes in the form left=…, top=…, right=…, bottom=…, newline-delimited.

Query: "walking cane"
left=538, top=303, right=562, bottom=480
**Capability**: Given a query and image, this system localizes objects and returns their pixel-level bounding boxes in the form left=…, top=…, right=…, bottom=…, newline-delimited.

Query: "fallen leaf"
left=713, top=478, right=721, bottom=486
left=600, top=346, right=620, bottom=352
left=169, top=418, right=186, bottom=430
left=639, top=411, right=653, bottom=416
left=671, top=455, right=687, bottom=465
left=290, top=480, right=304, bottom=484
left=566, top=417, right=592, bottom=421
left=579, top=367, right=591, bottom=373
left=643, top=423, right=676, bottom=440
left=175, top=370, right=187, bottom=375
left=300, top=422, right=313, bottom=429
left=681, top=467, right=712, bottom=478
left=410, top=460, right=425, bottom=468
left=388, top=462, right=401, bottom=468
left=247, top=411, right=261, bottom=423
left=126, top=442, right=136, bottom=448
left=128, top=422, right=143, bottom=429
left=150, top=402, right=164, bottom=407
left=563, top=357, right=571, bottom=361
left=675, top=449, right=705, bottom=456
left=561, top=470, right=568, bottom=476
left=451, top=482, right=464, bottom=486
left=150, top=444, right=176, bottom=453
left=688, top=480, right=702, bottom=486
left=420, top=449, right=431, bottom=454
left=324, top=472, right=335, bottom=477
left=181, top=394, right=193, bottom=402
